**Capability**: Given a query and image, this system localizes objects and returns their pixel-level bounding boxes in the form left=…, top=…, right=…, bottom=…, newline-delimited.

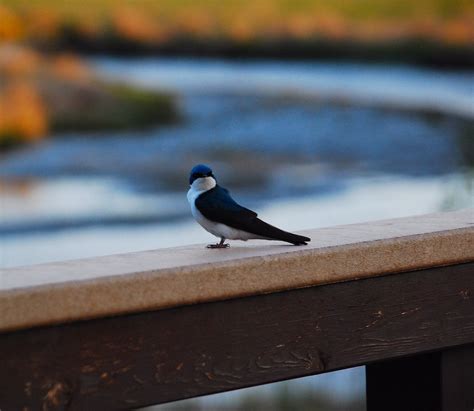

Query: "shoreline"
left=41, top=38, right=474, bottom=70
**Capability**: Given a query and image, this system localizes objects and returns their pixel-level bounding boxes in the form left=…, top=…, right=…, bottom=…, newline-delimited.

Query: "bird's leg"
left=219, top=237, right=230, bottom=248
left=206, top=237, right=230, bottom=249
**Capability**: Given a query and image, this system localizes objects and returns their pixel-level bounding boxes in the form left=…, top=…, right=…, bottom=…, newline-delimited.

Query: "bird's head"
left=189, top=164, right=216, bottom=190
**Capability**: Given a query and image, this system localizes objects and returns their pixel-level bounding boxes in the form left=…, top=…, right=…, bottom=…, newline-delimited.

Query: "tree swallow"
left=187, top=164, right=311, bottom=248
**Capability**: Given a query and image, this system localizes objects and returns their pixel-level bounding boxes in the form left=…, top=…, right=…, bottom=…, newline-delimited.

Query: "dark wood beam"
left=0, top=263, right=473, bottom=410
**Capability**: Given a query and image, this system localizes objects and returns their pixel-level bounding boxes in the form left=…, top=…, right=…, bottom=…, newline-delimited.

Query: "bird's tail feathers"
left=252, top=218, right=311, bottom=245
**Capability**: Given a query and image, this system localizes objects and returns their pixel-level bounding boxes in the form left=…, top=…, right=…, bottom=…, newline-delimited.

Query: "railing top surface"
left=1, top=209, right=473, bottom=332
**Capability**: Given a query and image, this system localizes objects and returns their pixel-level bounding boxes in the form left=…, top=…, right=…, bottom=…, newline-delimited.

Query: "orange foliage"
left=0, top=6, right=24, bottom=41
left=0, top=82, right=48, bottom=141
left=111, top=7, right=168, bottom=43
left=313, top=15, right=349, bottom=40
left=174, top=10, right=216, bottom=38
left=0, top=44, right=41, bottom=76
left=285, top=15, right=318, bottom=39
left=0, top=45, right=100, bottom=143
left=50, top=54, right=94, bottom=82
left=1, top=1, right=473, bottom=47
left=441, top=20, right=474, bottom=44
left=227, top=20, right=256, bottom=42
left=25, top=8, right=61, bottom=40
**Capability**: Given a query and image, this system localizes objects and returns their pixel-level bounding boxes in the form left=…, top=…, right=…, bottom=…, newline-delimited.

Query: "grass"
left=0, top=0, right=474, bottom=64
left=51, top=83, right=178, bottom=132
left=4, top=0, right=472, bottom=20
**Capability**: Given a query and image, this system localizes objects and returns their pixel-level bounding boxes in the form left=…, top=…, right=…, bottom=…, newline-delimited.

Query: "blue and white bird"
left=187, top=164, right=311, bottom=248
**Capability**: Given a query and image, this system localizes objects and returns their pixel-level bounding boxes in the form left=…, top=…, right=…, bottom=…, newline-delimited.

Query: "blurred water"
left=94, top=58, right=474, bottom=119
left=0, top=57, right=473, bottom=409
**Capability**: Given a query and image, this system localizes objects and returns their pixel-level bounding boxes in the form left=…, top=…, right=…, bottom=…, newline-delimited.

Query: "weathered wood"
left=0, top=263, right=473, bottom=410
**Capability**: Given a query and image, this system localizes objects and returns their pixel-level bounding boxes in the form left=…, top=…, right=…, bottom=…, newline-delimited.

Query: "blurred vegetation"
left=0, top=0, right=473, bottom=67
left=0, top=0, right=472, bottom=149
left=0, top=45, right=178, bottom=150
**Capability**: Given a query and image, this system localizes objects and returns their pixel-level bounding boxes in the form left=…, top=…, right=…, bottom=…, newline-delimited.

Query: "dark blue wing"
left=195, top=185, right=257, bottom=227
left=196, top=185, right=311, bottom=245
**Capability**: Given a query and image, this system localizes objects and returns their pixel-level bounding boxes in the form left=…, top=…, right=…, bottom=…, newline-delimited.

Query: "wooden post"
left=442, top=344, right=474, bottom=411
left=366, top=352, right=442, bottom=411
left=366, top=344, right=474, bottom=411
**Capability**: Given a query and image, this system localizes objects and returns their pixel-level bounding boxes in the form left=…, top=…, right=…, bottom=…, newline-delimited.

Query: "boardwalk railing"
left=1, top=210, right=473, bottom=410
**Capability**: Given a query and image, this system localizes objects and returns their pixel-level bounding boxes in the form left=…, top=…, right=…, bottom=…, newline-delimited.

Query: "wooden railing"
left=0, top=209, right=473, bottom=410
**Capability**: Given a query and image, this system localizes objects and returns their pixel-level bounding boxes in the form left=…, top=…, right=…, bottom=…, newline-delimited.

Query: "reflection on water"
left=0, top=58, right=473, bottom=409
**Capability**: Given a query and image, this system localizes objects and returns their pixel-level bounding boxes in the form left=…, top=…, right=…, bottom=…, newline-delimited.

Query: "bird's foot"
left=206, top=243, right=230, bottom=249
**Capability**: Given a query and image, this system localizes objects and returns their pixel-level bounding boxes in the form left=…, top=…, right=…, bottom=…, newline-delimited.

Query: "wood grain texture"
left=0, top=263, right=473, bottom=410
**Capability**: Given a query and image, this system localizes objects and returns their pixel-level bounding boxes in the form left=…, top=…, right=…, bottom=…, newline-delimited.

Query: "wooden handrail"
left=1, top=209, right=472, bottom=333
left=0, top=210, right=473, bottom=410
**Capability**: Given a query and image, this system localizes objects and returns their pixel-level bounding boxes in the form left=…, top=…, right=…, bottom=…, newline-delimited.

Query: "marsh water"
left=1, top=57, right=473, bottom=408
